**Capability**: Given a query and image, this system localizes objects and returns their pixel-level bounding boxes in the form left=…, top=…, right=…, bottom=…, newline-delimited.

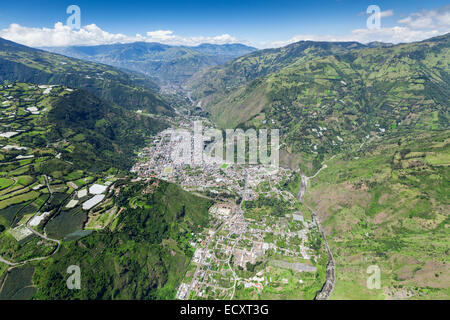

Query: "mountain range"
left=0, top=32, right=448, bottom=301
left=41, top=42, right=257, bottom=89
left=186, top=33, right=450, bottom=171
left=0, top=37, right=173, bottom=115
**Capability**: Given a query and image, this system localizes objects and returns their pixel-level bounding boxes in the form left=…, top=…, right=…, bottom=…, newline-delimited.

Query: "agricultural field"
left=0, top=265, right=36, bottom=300
left=0, top=83, right=131, bottom=298
left=306, top=130, right=450, bottom=299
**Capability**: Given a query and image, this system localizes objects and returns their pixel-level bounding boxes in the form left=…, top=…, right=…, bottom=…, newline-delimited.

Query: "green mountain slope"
left=187, top=41, right=365, bottom=99
left=0, top=83, right=166, bottom=171
left=0, top=38, right=173, bottom=115
left=306, top=130, right=449, bottom=299
left=32, top=179, right=212, bottom=300
left=187, top=34, right=450, bottom=171
left=41, top=42, right=257, bottom=87
left=0, top=83, right=200, bottom=300
left=183, top=34, right=450, bottom=300
left=0, top=83, right=159, bottom=272
left=47, top=89, right=167, bottom=170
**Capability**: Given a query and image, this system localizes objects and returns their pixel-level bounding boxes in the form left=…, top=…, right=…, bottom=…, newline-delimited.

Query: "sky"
left=0, top=0, right=449, bottom=48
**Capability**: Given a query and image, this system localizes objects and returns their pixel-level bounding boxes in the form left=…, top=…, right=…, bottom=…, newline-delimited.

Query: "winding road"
left=0, top=175, right=60, bottom=270
left=297, top=164, right=336, bottom=300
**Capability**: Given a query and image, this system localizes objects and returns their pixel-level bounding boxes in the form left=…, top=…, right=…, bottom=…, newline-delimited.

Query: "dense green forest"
left=32, top=180, right=212, bottom=299
left=47, top=90, right=167, bottom=170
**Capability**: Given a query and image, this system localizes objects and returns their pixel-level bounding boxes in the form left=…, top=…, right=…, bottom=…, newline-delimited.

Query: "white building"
left=82, top=194, right=105, bottom=210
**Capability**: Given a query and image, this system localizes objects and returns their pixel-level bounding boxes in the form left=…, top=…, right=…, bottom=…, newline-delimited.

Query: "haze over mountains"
left=41, top=42, right=257, bottom=89
left=0, top=37, right=173, bottom=115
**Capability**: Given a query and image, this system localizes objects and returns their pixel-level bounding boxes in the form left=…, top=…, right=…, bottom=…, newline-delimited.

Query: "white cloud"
left=349, top=26, right=441, bottom=43
left=398, top=5, right=450, bottom=30
left=380, top=10, right=394, bottom=19
left=264, top=6, right=449, bottom=48
left=0, top=23, right=240, bottom=47
left=0, top=6, right=448, bottom=50
left=144, top=30, right=239, bottom=46
left=266, top=27, right=441, bottom=48
left=0, top=22, right=131, bottom=47
left=145, top=30, right=177, bottom=41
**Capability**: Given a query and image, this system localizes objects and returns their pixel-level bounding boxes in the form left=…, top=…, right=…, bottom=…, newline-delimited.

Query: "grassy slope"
left=306, top=130, right=449, bottom=299
left=0, top=82, right=172, bottom=299
left=188, top=34, right=449, bottom=173
left=47, top=89, right=168, bottom=170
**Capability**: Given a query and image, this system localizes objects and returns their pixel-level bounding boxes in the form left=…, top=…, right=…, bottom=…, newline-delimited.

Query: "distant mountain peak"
left=366, top=41, right=394, bottom=48
left=39, top=42, right=257, bottom=87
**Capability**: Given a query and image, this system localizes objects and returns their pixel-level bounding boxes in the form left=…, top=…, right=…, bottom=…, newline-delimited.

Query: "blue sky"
left=0, top=0, right=449, bottom=48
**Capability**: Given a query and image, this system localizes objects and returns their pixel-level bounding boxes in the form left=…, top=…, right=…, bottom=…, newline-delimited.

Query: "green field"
left=0, top=178, right=14, bottom=190
left=0, top=265, right=36, bottom=300
left=306, top=130, right=450, bottom=299
left=32, top=180, right=212, bottom=300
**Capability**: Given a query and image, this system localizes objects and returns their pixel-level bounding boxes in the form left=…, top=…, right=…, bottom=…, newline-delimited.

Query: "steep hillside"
left=0, top=83, right=193, bottom=300
left=0, top=38, right=173, bottom=115
left=187, top=41, right=365, bottom=99
left=306, top=130, right=449, bottom=299
left=0, top=83, right=166, bottom=171
left=187, top=34, right=450, bottom=172
left=41, top=42, right=257, bottom=87
left=0, top=83, right=162, bottom=290
left=32, top=180, right=212, bottom=300
left=48, top=90, right=167, bottom=170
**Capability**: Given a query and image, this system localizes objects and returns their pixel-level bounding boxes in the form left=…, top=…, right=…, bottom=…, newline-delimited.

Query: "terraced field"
left=187, top=34, right=449, bottom=174
left=305, top=130, right=449, bottom=299
left=0, top=83, right=139, bottom=298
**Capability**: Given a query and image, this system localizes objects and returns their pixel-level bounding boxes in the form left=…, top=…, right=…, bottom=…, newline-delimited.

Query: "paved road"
left=297, top=167, right=336, bottom=300
left=306, top=203, right=335, bottom=300
left=0, top=256, right=17, bottom=266
left=0, top=174, right=60, bottom=270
